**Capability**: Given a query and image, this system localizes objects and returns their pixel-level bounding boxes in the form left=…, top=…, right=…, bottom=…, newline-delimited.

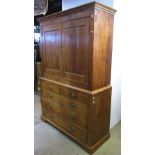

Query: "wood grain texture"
left=62, top=17, right=90, bottom=85
left=39, top=2, right=116, bottom=154
left=41, top=23, right=62, bottom=77
left=38, top=1, right=116, bottom=23
left=42, top=107, right=88, bottom=143
left=40, top=77, right=111, bottom=95
left=92, top=9, right=114, bottom=90
left=42, top=98, right=88, bottom=129
left=88, top=88, right=112, bottom=146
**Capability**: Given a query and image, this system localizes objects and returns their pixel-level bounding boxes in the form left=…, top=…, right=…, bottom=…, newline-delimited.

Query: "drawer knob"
left=45, top=103, right=53, bottom=110
left=48, top=104, right=53, bottom=109
left=51, top=115, right=54, bottom=119
left=60, top=103, right=64, bottom=107
left=69, top=127, right=76, bottom=132
left=69, top=115, right=76, bottom=121
left=70, top=103, right=76, bottom=108
left=48, top=86, right=53, bottom=91
left=71, top=92, right=76, bottom=98
left=48, top=92, right=53, bottom=97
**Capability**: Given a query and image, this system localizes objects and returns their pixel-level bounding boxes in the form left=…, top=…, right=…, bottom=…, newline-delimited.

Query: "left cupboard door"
left=41, top=23, right=62, bottom=78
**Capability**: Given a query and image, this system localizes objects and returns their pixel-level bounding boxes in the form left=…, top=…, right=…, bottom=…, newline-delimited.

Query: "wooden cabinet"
left=38, top=2, right=116, bottom=154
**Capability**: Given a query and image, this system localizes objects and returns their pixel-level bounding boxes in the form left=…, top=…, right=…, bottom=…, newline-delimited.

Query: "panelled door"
left=62, top=18, right=90, bottom=85
left=42, top=23, right=62, bottom=77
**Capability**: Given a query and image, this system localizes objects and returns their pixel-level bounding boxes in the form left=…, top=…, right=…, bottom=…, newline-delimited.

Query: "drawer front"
left=61, top=87, right=89, bottom=103
left=41, top=80, right=60, bottom=94
left=42, top=105, right=87, bottom=143
left=41, top=98, right=88, bottom=129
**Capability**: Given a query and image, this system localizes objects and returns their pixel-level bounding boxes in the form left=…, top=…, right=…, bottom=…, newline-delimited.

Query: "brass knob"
left=70, top=127, right=76, bottom=132
left=48, top=85, right=52, bottom=91
left=48, top=103, right=53, bottom=109
left=69, top=115, right=76, bottom=121
left=71, top=92, right=76, bottom=98
left=48, top=92, right=53, bottom=97
left=51, top=115, right=54, bottom=119
left=60, top=103, right=64, bottom=107
left=70, top=103, right=76, bottom=108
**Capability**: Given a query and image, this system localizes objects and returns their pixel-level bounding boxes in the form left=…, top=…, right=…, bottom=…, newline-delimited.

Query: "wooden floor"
left=34, top=94, right=121, bottom=155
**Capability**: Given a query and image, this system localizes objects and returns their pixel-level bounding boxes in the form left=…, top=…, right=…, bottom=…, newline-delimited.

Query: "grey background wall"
left=62, top=0, right=121, bottom=129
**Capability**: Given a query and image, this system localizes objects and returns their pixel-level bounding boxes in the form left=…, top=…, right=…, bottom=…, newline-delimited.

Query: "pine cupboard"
left=38, top=2, right=116, bottom=153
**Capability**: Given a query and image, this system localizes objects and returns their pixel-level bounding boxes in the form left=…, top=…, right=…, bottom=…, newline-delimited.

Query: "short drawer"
left=42, top=105, right=87, bottom=143
left=41, top=98, right=88, bottom=129
left=61, top=87, right=89, bottom=104
left=41, top=79, right=60, bottom=94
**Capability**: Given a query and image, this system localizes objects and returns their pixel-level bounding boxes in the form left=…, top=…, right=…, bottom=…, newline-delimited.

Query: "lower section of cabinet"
left=41, top=115, right=110, bottom=154
left=40, top=78, right=112, bottom=154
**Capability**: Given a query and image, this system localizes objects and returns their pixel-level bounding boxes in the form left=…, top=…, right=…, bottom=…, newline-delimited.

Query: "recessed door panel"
left=62, top=18, right=90, bottom=84
left=42, top=23, right=62, bottom=76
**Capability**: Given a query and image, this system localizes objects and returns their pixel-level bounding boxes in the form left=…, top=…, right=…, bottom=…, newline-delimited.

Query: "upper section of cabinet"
left=38, top=2, right=116, bottom=90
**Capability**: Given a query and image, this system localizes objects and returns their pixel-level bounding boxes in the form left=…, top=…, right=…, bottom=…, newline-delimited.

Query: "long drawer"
left=41, top=97, right=88, bottom=129
left=42, top=105, right=88, bottom=143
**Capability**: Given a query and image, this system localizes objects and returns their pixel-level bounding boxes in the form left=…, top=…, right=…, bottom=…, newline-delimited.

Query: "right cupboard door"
left=62, top=18, right=90, bottom=87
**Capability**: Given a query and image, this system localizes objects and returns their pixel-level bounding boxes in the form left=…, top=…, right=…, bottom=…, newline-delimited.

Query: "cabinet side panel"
left=88, top=88, right=112, bottom=146
left=92, top=9, right=114, bottom=89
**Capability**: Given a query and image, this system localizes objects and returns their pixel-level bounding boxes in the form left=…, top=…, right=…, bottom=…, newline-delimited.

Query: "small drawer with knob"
left=41, top=79, right=60, bottom=94
left=61, top=87, right=89, bottom=104
left=68, top=126, right=76, bottom=133
left=66, top=114, right=88, bottom=129
left=41, top=90, right=56, bottom=101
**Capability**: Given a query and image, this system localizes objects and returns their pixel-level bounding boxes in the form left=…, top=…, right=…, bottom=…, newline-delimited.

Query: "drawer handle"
left=60, top=103, right=64, bottom=107
left=69, top=115, right=76, bottom=121
left=48, top=92, right=53, bottom=97
left=50, top=115, right=54, bottom=119
left=70, top=103, right=76, bottom=108
left=45, top=103, right=53, bottom=110
left=48, top=104, right=53, bottom=109
left=48, top=86, right=53, bottom=91
left=71, top=92, right=76, bottom=99
left=69, top=127, right=76, bottom=132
